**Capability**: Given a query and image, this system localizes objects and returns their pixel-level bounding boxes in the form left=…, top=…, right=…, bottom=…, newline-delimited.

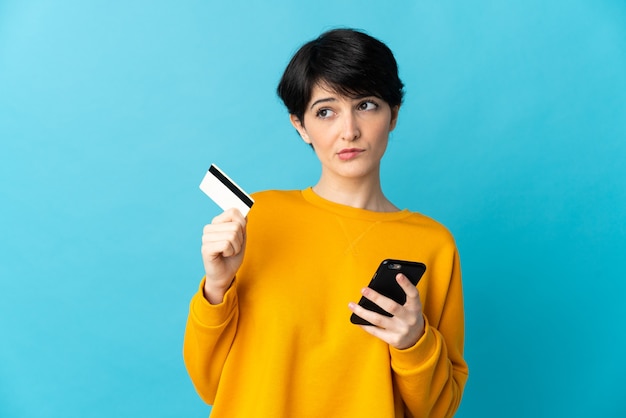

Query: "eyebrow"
left=309, top=94, right=377, bottom=110
left=309, top=97, right=336, bottom=110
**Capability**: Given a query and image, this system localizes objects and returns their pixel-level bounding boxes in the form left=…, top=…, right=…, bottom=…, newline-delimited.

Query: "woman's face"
left=290, top=83, right=399, bottom=184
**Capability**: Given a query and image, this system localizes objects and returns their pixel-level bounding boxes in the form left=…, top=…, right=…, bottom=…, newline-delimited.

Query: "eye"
left=316, top=108, right=335, bottom=119
left=357, top=100, right=379, bottom=111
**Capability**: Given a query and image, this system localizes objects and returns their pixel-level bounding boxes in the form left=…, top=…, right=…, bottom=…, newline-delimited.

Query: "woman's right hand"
left=201, top=208, right=247, bottom=304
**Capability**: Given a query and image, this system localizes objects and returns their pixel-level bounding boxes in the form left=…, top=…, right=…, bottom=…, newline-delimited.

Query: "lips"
left=337, top=148, right=365, bottom=161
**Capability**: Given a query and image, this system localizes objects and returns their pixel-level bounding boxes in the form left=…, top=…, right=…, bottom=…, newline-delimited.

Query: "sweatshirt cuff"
left=389, top=316, right=439, bottom=372
left=190, top=277, right=238, bottom=328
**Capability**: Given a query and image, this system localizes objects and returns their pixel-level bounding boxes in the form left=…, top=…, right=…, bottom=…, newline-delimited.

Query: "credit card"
left=199, top=164, right=254, bottom=216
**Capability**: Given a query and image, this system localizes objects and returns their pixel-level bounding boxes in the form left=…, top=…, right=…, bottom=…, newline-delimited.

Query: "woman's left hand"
left=348, top=273, right=425, bottom=350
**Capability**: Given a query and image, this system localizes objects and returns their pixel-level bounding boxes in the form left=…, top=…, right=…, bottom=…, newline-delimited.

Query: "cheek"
left=373, top=125, right=391, bottom=146
left=305, top=127, right=333, bottom=148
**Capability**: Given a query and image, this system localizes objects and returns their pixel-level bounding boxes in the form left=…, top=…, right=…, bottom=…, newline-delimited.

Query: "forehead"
left=309, top=82, right=339, bottom=99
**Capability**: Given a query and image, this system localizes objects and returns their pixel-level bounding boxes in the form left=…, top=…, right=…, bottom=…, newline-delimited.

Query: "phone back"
left=350, top=259, right=426, bottom=326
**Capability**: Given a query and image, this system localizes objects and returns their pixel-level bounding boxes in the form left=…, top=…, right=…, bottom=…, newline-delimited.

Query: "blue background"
left=1, top=1, right=625, bottom=417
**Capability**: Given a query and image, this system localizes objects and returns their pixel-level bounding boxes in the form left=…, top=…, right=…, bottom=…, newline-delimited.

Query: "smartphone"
left=350, top=259, right=426, bottom=326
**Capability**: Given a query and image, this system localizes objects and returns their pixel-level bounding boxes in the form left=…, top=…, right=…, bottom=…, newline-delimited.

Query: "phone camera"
left=389, top=263, right=402, bottom=270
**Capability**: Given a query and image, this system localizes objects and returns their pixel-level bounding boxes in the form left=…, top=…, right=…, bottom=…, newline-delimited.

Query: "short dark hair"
left=277, top=28, right=404, bottom=124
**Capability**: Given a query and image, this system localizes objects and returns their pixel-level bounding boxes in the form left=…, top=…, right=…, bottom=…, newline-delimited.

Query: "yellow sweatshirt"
left=183, top=188, right=468, bottom=417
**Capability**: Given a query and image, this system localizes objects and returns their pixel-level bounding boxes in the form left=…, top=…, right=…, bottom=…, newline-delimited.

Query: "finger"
left=211, top=208, right=246, bottom=226
left=396, top=273, right=420, bottom=301
left=202, top=239, right=239, bottom=258
left=202, top=222, right=246, bottom=258
left=357, top=321, right=393, bottom=341
left=204, top=227, right=245, bottom=253
left=347, top=303, right=406, bottom=345
left=395, top=274, right=424, bottom=320
left=359, top=321, right=421, bottom=350
left=348, top=302, right=392, bottom=329
left=359, top=286, right=403, bottom=317
left=203, top=223, right=244, bottom=242
left=203, top=232, right=243, bottom=254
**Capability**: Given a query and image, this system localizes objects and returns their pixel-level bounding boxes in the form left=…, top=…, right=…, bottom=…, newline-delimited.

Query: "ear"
left=289, top=114, right=311, bottom=144
left=389, top=106, right=400, bottom=132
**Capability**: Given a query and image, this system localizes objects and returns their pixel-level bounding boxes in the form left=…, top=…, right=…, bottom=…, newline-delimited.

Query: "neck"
left=312, top=172, right=399, bottom=212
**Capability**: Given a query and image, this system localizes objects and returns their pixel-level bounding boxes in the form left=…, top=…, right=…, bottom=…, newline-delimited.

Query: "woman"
left=184, top=28, right=468, bottom=417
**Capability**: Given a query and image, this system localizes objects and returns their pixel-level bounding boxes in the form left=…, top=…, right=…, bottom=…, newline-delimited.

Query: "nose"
left=341, top=112, right=360, bottom=141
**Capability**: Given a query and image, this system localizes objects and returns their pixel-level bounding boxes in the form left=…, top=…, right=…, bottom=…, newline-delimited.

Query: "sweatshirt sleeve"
left=389, top=245, right=469, bottom=418
left=182, top=278, right=239, bottom=405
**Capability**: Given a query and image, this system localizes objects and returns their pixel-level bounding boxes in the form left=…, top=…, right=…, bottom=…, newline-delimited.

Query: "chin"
left=337, top=165, right=378, bottom=180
